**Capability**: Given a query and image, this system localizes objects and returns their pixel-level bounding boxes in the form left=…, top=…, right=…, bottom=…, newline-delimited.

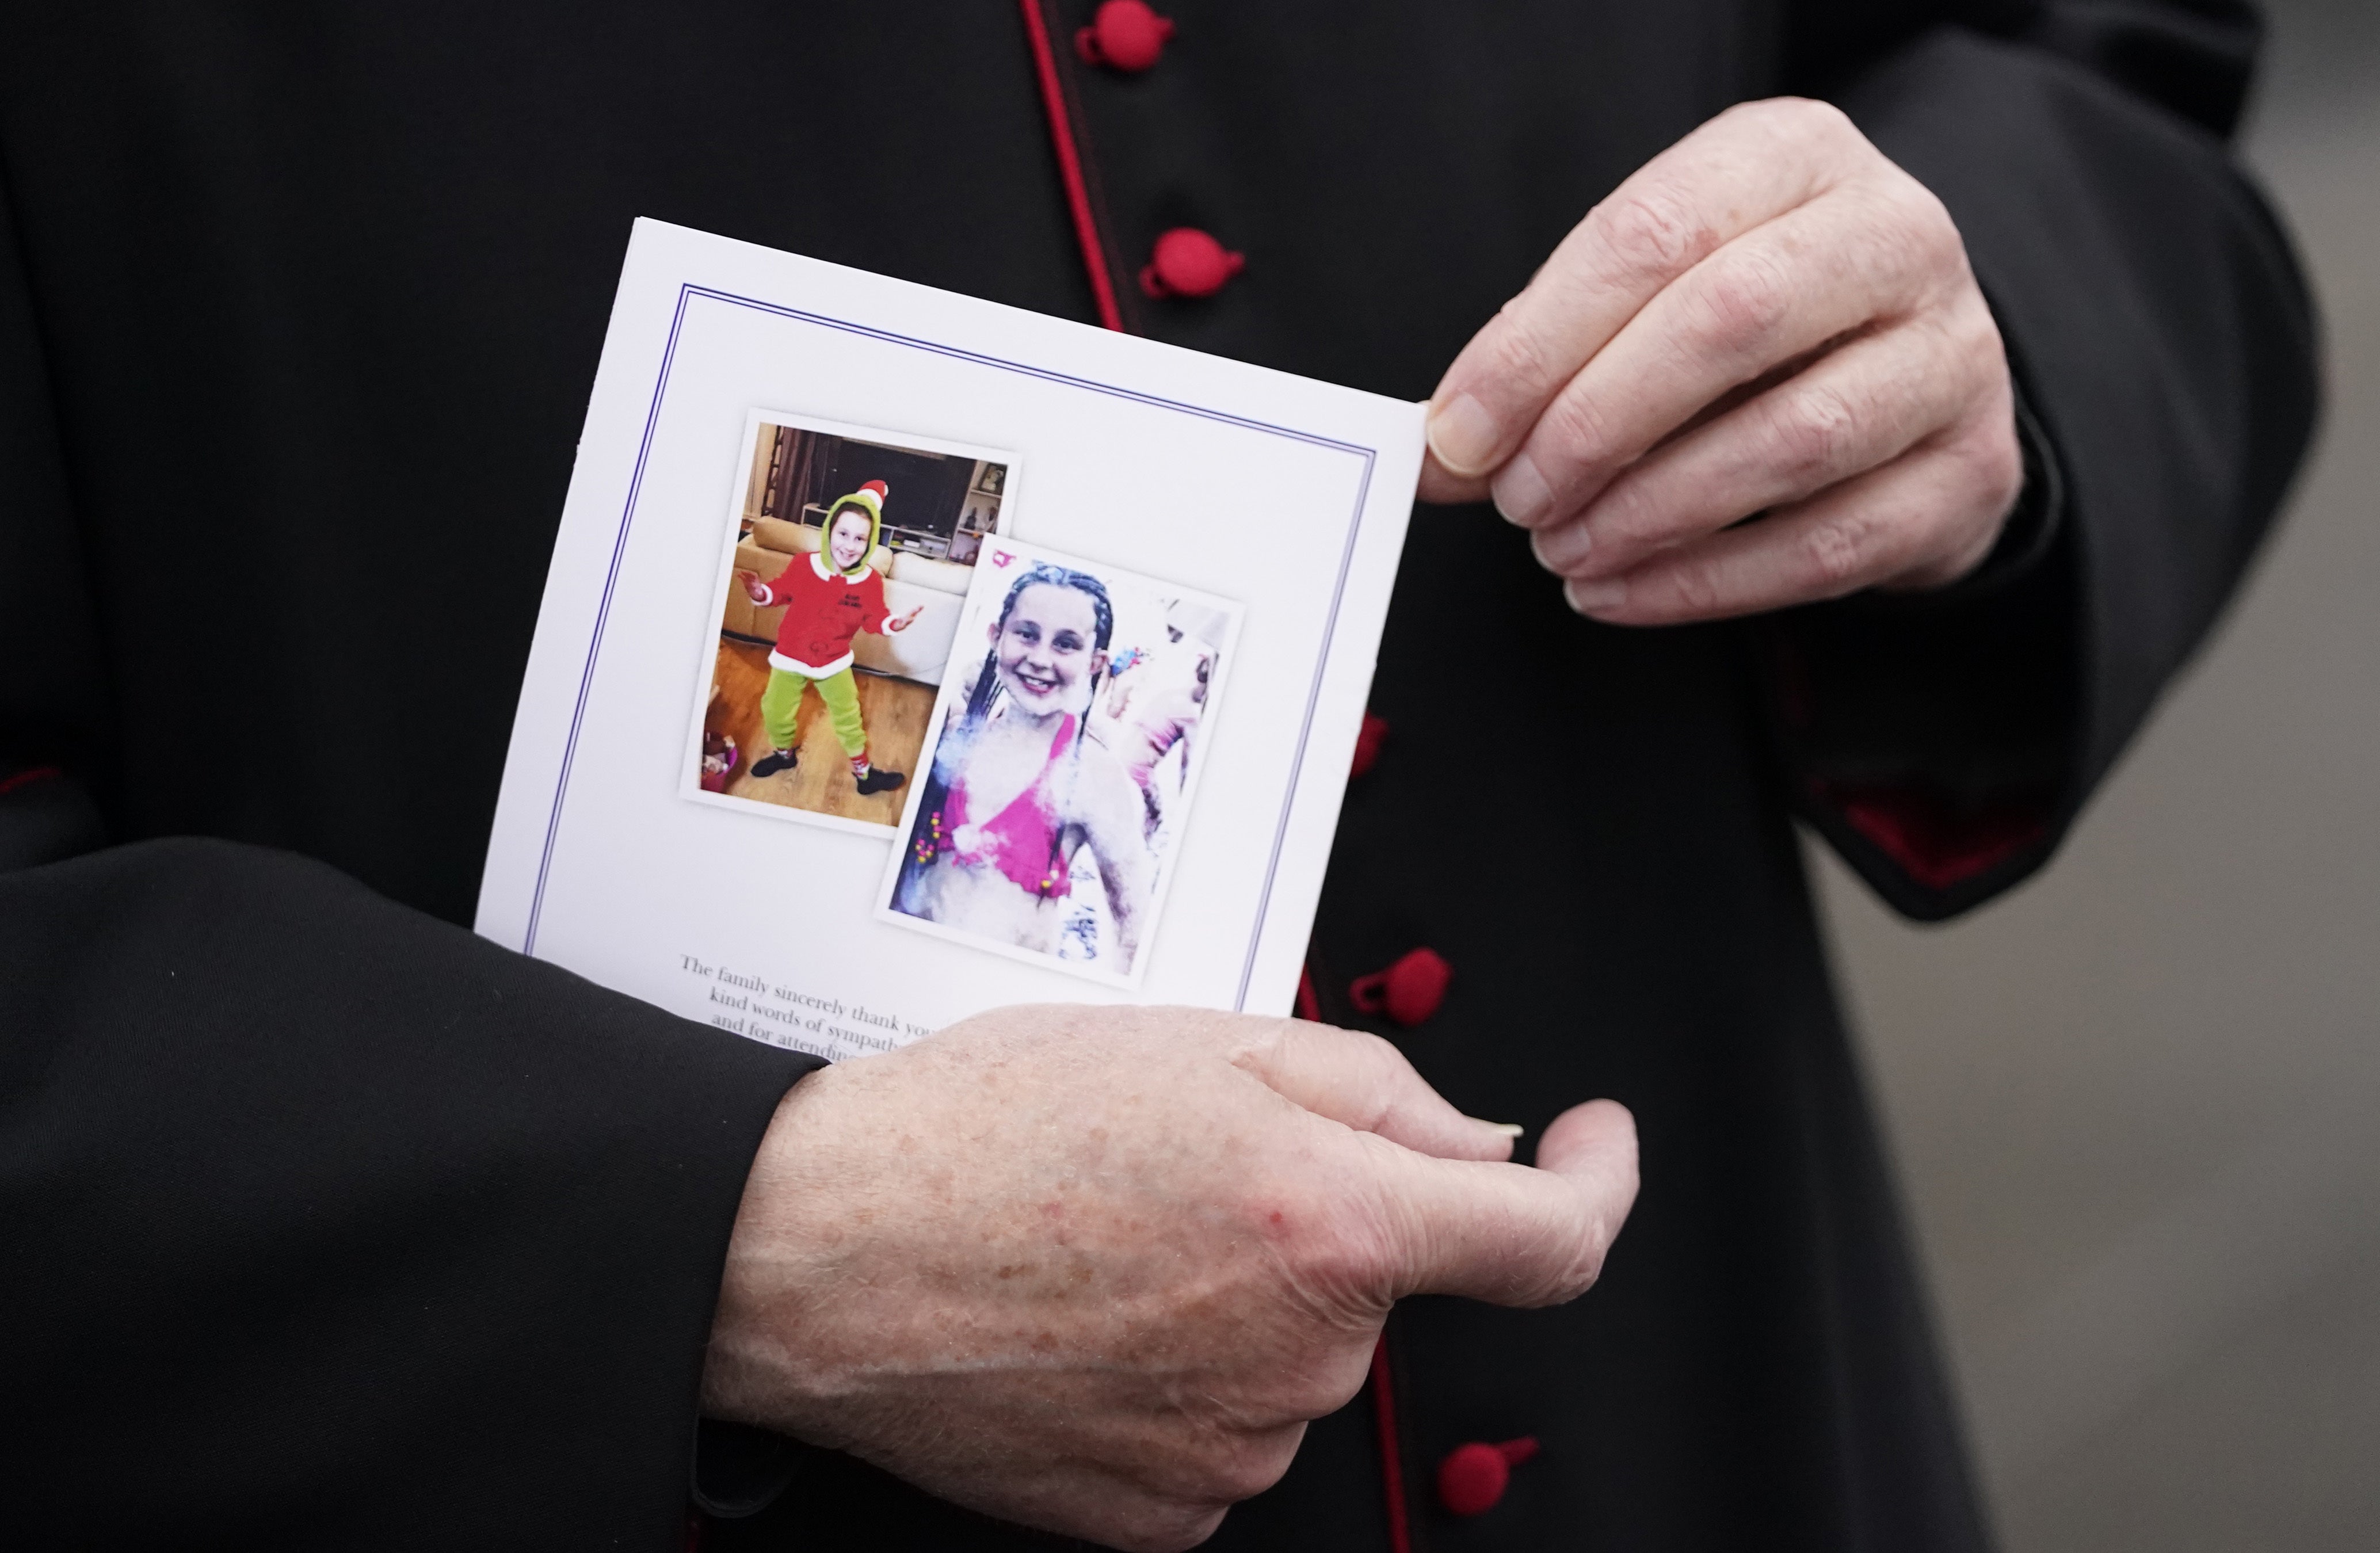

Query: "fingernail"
left=1482, top=1121, right=1526, bottom=1137
left=1530, top=519, right=1592, bottom=573
left=1565, top=577, right=1627, bottom=615
left=1426, top=392, right=1502, bottom=476
left=1490, top=453, right=1553, bottom=527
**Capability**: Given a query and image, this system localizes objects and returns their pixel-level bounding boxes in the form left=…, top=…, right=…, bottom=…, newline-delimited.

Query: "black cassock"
left=0, top=3, right=2315, bottom=1550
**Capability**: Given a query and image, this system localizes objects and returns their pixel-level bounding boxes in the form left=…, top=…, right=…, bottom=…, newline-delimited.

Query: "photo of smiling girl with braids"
left=886, top=547, right=1237, bottom=980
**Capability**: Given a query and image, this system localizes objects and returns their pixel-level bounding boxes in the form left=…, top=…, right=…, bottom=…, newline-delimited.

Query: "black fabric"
left=1927, top=385, right=2070, bottom=605
left=691, top=1422, right=802, bottom=1521
left=0, top=840, right=817, bottom=1547
left=0, top=2, right=2313, bottom=1551
left=1808, top=24, right=2318, bottom=918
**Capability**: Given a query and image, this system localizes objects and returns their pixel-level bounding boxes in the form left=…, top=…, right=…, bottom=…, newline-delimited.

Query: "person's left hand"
left=1419, top=98, right=2023, bottom=624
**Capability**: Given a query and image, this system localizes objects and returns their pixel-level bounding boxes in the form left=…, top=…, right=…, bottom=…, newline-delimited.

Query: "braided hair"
left=958, top=564, right=1115, bottom=731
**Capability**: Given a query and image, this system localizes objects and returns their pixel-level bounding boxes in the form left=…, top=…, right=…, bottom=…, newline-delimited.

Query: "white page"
left=476, top=219, right=1423, bottom=1060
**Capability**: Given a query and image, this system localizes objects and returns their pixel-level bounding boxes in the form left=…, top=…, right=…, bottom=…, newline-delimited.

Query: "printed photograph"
left=882, top=540, right=1239, bottom=983
left=688, top=417, right=1014, bottom=831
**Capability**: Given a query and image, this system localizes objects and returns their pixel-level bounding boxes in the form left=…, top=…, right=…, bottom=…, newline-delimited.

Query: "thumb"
left=1535, top=1097, right=1639, bottom=1182
left=1229, top=1017, right=1521, bottom=1163
left=1374, top=1097, right=1639, bottom=1307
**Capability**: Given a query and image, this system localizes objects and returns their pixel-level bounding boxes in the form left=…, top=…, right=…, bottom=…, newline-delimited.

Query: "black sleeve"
left=0, top=187, right=820, bottom=1548
left=0, top=842, right=819, bottom=1548
left=1764, top=0, right=2320, bottom=921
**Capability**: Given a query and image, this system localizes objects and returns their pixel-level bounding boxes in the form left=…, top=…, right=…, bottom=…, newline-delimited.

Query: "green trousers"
left=760, top=665, right=866, bottom=757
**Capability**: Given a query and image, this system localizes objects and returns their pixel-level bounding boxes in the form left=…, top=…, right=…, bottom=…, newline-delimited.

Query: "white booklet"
left=476, top=219, right=1424, bottom=1060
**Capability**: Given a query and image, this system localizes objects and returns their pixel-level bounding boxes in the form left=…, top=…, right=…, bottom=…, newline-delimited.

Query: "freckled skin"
left=702, top=1005, right=1639, bottom=1553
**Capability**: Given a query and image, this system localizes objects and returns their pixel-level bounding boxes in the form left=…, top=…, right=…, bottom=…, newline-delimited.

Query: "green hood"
left=821, top=485, right=884, bottom=577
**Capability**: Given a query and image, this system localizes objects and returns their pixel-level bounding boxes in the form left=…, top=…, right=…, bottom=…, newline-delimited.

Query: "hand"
left=738, top=570, right=769, bottom=605
left=701, top=1006, right=1637, bottom=1552
left=887, top=604, right=925, bottom=632
left=1420, top=97, right=2023, bottom=624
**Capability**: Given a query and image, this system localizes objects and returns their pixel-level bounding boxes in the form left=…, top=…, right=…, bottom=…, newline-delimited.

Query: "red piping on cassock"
left=1370, top=1336, right=1413, bottom=1553
left=1014, top=20, right=1410, bottom=1551
left=1016, top=1, right=1127, bottom=331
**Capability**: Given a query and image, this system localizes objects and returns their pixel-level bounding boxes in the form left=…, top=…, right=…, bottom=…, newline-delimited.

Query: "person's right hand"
left=700, top=1006, right=1638, bottom=1552
left=737, top=569, right=769, bottom=604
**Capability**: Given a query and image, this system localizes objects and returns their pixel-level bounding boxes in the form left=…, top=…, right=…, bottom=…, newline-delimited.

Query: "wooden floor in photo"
left=707, top=639, right=936, bottom=827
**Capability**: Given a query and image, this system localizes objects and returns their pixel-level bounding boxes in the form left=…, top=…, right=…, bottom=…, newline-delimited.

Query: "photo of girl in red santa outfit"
left=693, top=420, right=1013, bottom=833
left=735, top=480, right=924, bottom=796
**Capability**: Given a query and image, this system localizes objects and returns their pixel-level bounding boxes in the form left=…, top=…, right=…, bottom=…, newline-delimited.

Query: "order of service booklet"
left=474, top=219, right=1425, bottom=1061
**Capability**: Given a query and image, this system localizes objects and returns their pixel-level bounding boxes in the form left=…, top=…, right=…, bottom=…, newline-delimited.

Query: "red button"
left=1349, top=947, right=1451, bottom=1027
left=1075, top=1, right=1175, bottom=72
left=1140, top=228, right=1244, bottom=300
left=1437, top=1437, right=1539, bottom=1517
left=1351, top=712, right=1390, bottom=777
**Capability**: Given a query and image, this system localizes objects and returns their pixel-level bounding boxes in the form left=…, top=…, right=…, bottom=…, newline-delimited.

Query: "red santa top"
left=756, top=551, right=890, bottom=677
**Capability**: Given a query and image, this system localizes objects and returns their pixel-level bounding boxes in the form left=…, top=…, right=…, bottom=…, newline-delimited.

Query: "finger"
left=1422, top=296, right=1791, bottom=507
left=1488, top=175, right=1962, bottom=531
left=1230, top=1018, right=1519, bottom=1163
left=1423, top=98, right=1871, bottom=480
left=1417, top=446, right=1492, bottom=506
left=1372, top=1098, right=1639, bottom=1307
left=1561, top=414, right=2020, bottom=625
left=1528, top=303, right=1993, bottom=580
left=1534, top=1098, right=1640, bottom=1181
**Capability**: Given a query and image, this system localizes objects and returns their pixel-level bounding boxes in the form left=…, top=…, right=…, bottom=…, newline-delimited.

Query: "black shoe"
left=855, top=766, right=906, bottom=796
left=751, top=747, right=798, bottom=779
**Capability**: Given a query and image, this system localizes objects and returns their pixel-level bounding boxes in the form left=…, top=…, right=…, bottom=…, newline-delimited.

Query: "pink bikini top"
left=923, top=713, right=1077, bottom=898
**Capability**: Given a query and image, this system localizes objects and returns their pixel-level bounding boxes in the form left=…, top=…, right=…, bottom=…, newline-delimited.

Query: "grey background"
left=1815, top=2, right=2380, bottom=1546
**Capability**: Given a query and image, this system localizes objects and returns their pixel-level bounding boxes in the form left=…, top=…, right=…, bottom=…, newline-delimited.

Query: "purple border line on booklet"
left=523, top=283, right=1382, bottom=1016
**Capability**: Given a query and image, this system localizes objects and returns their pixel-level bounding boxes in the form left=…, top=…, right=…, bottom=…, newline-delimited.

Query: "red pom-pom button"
left=1140, top=228, right=1244, bottom=300
left=1436, top=1437, right=1539, bottom=1517
left=1349, top=947, right=1452, bottom=1027
left=1351, top=712, right=1390, bottom=777
left=1075, top=1, right=1175, bottom=73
